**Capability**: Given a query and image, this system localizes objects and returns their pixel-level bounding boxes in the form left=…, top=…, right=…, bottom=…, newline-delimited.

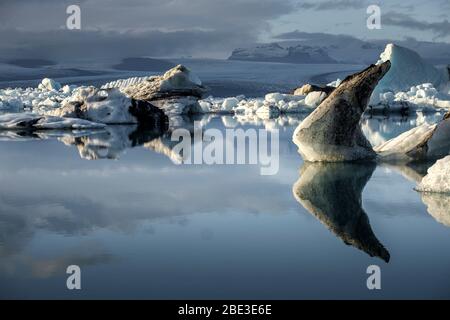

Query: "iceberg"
left=293, top=62, right=391, bottom=162
left=122, top=64, right=205, bottom=99
left=47, top=86, right=168, bottom=126
left=116, top=65, right=207, bottom=116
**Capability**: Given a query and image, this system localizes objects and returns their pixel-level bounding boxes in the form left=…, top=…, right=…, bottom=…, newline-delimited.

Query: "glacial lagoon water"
left=1, top=114, right=450, bottom=299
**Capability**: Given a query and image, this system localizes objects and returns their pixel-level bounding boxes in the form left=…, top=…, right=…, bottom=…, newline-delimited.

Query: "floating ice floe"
left=375, top=112, right=450, bottom=162
left=416, top=155, right=450, bottom=193
left=0, top=113, right=106, bottom=130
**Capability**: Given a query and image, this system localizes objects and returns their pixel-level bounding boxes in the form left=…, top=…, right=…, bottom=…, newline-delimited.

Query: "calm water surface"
left=0, top=114, right=450, bottom=299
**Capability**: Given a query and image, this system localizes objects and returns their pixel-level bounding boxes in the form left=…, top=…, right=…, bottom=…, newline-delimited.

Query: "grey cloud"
left=273, top=30, right=361, bottom=42
left=0, top=0, right=295, bottom=60
left=297, top=0, right=368, bottom=11
left=391, top=3, right=414, bottom=12
left=383, top=12, right=450, bottom=38
left=0, top=28, right=254, bottom=61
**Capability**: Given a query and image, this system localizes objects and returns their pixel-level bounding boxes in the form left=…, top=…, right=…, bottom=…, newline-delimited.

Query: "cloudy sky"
left=0, top=0, right=449, bottom=61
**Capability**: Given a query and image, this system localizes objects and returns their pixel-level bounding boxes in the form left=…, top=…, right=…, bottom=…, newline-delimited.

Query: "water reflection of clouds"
left=0, top=118, right=301, bottom=274
left=0, top=241, right=113, bottom=279
left=1, top=114, right=450, bottom=279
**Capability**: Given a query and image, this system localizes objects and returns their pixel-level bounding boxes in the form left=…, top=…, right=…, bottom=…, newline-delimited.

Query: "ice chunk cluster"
left=370, top=83, right=450, bottom=113
left=2, top=78, right=322, bottom=120
left=417, top=155, right=450, bottom=193
left=0, top=78, right=75, bottom=113
left=198, top=91, right=325, bottom=116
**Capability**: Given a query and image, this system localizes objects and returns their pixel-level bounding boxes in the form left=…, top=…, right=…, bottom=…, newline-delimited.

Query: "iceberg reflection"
left=293, top=162, right=390, bottom=262
left=383, top=162, right=450, bottom=228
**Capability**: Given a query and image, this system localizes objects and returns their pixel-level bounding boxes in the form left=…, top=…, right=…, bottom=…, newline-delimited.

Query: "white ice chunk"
left=265, top=93, right=285, bottom=104
left=417, top=155, right=450, bottom=193
left=222, top=97, right=239, bottom=111
left=304, top=91, right=327, bottom=108
left=255, top=105, right=280, bottom=119
left=40, top=78, right=62, bottom=91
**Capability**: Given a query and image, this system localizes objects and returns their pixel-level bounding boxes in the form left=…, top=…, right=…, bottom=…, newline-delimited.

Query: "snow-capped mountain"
left=229, top=34, right=450, bottom=65
left=229, top=43, right=337, bottom=64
